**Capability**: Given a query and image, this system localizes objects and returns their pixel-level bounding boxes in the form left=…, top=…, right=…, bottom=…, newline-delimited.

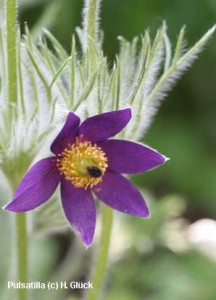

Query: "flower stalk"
left=87, top=205, right=113, bottom=300
left=86, top=0, right=97, bottom=42
left=8, top=173, right=28, bottom=300
left=15, top=213, right=28, bottom=300
left=6, top=0, right=17, bottom=105
left=6, top=1, right=28, bottom=300
left=83, top=0, right=101, bottom=71
left=84, top=0, right=100, bottom=48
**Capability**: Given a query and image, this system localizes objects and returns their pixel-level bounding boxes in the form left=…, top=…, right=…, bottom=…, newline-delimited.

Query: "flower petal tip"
left=1, top=204, right=7, bottom=211
left=144, top=211, right=151, bottom=218
left=139, top=207, right=151, bottom=218
left=123, top=107, right=132, bottom=120
left=164, top=156, right=170, bottom=163
left=2, top=201, right=11, bottom=210
left=2, top=203, right=18, bottom=212
left=80, top=234, right=94, bottom=248
left=124, top=107, right=132, bottom=115
left=2, top=202, right=19, bottom=212
left=83, top=240, right=93, bottom=249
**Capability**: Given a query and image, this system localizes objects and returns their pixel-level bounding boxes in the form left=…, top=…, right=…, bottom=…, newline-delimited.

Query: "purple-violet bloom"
left=4, top=109, right=167, bottom=246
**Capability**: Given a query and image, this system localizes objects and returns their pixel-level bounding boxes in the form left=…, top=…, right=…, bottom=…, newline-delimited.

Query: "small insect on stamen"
left=57, top=138, right=108, bottom=189
left=87, top=166, right=102, bottom=178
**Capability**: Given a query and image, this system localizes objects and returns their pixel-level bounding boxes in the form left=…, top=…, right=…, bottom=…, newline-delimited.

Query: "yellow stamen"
left=57, top=138, right=108, bottom=189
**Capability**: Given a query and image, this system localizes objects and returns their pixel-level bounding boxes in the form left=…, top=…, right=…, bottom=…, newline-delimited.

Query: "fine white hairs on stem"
left=135, top=24, right=216, bottom=140
left=82, top=0, right=102, bottom=51
left=124, top=24, right=216, bottom=140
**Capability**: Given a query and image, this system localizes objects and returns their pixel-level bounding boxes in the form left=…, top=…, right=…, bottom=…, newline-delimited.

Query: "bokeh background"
left=0, top=0, right=216, bottom=299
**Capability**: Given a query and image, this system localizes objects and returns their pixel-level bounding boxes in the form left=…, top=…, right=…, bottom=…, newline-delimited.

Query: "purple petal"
left=79, top=108, right=131, bottom=143
left=51, top=112, right=80, bottom=155
left=4, top=158, right=61, bottom=212
left=61, top=178, right=96, bottom=246
left=94, top=171, right=149, bottom=217
left=98, top=140, right=167, bottom=174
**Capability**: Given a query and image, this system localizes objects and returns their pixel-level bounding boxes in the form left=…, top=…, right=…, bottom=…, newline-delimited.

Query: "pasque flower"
left=4, top=108, right=167, bottom=246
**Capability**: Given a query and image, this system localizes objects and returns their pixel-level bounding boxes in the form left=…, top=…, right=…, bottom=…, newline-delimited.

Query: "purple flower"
left=4, top=109, right=167, bottom=246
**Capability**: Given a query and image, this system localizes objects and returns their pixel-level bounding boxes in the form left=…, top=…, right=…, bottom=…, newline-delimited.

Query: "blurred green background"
left=1, top=0, right=216, bottom=299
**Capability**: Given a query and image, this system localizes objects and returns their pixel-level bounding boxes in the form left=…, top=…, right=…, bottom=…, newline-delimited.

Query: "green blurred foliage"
left=106, top=249, right=216, bottom=300
left=104, top=195, right=216, bottom=300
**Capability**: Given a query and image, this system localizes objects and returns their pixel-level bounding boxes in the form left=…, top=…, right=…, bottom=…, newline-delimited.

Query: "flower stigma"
left=57, top=138, right=108, bottom=189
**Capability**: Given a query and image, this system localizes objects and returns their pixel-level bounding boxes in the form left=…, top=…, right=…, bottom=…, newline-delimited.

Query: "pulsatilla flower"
left=4, top=109, right=167, bottom=246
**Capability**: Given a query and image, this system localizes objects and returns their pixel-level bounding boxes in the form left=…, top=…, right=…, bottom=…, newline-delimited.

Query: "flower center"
left=57, top=138, right=108, bottom=189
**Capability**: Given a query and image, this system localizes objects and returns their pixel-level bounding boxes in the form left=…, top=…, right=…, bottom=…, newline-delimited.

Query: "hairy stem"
left=8, top=172, right=28, bottom=300
left=9, top=170, right=28, bottom=300
left=87, top=206, right=113, bottom=300
left=6, top=0, right=17, bottom=105
left=6, top=1, right=28, bottom=300
left=83, top=0, right=101, bottom=71
left=84, top=0, right=100, bottom=47
left=16, top=213, right=28, bottom=300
